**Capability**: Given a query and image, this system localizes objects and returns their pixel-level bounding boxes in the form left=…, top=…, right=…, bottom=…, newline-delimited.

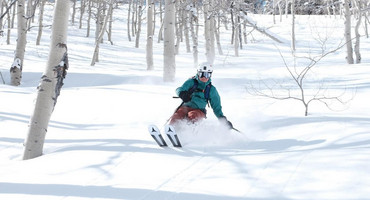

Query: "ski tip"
left=148, top=125, right=159, bottom=133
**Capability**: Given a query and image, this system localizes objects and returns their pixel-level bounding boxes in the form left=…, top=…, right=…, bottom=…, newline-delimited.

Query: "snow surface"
left=1, top=4, right=370, bottom=200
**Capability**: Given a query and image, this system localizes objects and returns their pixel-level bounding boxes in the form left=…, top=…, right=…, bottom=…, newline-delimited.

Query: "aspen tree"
left=10, top=0, right=27, bottom=86
left=163, top=0, right=176, bottom=82
left=146, top=0, right=154, bottom=70
left=79, top=0, right=85, bottom=29
left=36, top=0, right=46, bottom=45
left=189, top=1, right=198, bottom=67
left=291, top=0, right=296, bottom=51
left=127, top=0, right=132, bottom=41
left=86, top=0, right=92, bottom=37
left=343, top=0, right=354, bottom=64
left=23, top=0, right=70, bottom=160
left=91, top=0, right=114, bottom=66
left=204, top=0, right=215, bottom=64
left=0, top=0, right=3, bottom=31
left=354, top=0, right=362, bottom=63
left=135, top=0, right=143, bottom=48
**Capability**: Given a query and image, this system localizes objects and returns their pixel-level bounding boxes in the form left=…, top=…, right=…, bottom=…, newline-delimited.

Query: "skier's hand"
left=219, top=116, right=233, bottom=130
left=179, top=91, right=191, bottom=102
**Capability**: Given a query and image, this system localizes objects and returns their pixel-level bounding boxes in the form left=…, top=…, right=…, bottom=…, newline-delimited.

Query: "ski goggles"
left=198, top=71, right=212, bottom=79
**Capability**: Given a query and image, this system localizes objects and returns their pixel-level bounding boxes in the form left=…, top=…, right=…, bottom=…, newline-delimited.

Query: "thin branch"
left=0, top=0, right=17, bottom=20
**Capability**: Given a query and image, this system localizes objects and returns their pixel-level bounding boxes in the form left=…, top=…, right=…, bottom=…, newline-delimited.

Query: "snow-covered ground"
left=1, top=4, right=370, bottom=200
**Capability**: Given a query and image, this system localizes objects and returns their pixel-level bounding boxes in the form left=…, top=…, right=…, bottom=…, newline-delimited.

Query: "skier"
left=169, top=62, right=233, bottom=129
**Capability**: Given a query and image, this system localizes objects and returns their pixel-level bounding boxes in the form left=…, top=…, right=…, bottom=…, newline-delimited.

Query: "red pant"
left=169, top=106, right=206, bottom=125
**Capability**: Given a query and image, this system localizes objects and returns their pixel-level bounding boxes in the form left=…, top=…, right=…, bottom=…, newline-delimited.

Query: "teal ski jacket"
left=176, top=74, right=224, bottom=118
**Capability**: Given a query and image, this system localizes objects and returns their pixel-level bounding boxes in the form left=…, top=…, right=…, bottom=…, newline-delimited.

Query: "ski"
left=165, top=125, right=182, bottom=147
left=148, top=125, right=167, bottom=147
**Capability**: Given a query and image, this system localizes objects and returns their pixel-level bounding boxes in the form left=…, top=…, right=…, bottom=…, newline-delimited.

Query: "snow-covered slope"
left=1, top=4, right=370, bottom=200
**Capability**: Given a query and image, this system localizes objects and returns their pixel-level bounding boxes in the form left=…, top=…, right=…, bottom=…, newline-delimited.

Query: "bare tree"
left=23, top=0, right=70, bottom=160
left=247, top=41, right=353, bottom=116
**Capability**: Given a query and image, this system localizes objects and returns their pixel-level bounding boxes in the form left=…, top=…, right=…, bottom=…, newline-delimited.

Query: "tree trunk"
left=91, top=0, right=113, bottom=66
left=86, top=0, right=92, bottom=37
left=163, top=0, right=176, bottom=82
left=6, top=2, right=11, bottom=45
left=291, top=0, right=296, bottom=51
left=344, top=0, right=354, bottom=64
left=184, top=6, right=191, bottom=53
left=354, top=0, right=362, bottom=63
left=26, top=0, right=33, bottom=29
left=79, top=0, right=85, bottom=29
left=174, top=0, right=181, bottom=55
left=135, top=0, right=143, bottom=48
left=127, top=0, right=132, bottom=41
left=23, top=0, right=70, bottom=160
left=0, top=0, right=3, bottom=32
left=36, top=0, right=46, bottom=45
left=215, top=14, right=223, bottom=55
left=146, top=0, right=154, bottom=70
left=204, top=0, right=215, bottom=64
left=10, top=0, right=27, bottom=86
left=71, top=0, right=76, bottom=25
left=189, top=2, right=198, bottom=67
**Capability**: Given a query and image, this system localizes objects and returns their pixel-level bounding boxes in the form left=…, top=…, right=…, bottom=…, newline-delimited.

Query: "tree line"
left=1, top=0, right=369, bottom=84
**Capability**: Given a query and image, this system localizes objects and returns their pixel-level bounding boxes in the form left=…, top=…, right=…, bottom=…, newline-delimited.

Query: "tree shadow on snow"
left=0, top=182, right=293, bottom=200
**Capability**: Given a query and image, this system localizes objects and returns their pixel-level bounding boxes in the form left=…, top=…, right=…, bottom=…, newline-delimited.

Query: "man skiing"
left=169, top=62, right=233, bottom=129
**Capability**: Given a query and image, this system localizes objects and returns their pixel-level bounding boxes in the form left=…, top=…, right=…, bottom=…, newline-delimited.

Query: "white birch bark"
left=108, top=5, right=113, bottom=45
left=11, top=2, right=15, bottom=28
left=71, top=0, right=76, bottom=25
left=174, top=0, right=181, bottom=55
left=26, top=0, right=32, bottom=29
left=354, top=0, right=362, bottom=63
left=0, top=0, right=3, bottom=31
left=163, top=0, right=176, bottom=82
left=234, top=11, right=239, bottom=57
left=127, top=0, right=132, bottom=41
left=344, top=0, right=354, bottom=64
left=36, top=0, right=46, bottom=45
left=91, top=0, right=113, bottom=66
left=79, top=0, right=85, bottom=29
left=184, top=6, right=191, bottom=53
left=6, top=1, right=12, bottom=44
left=23, top=0, right=70, bottom=160
left=215, top=14, right=223, bottom=55
left=291, top=0, right=296, bottom=51
left=135, top=0, right=143, bottom=48
left=86, top=0, right=92, bottom=37
left=204, top=0, right=215, bottom=64
left=10, top=0, right=27, bottom=86
left=146, top=0, right=154, bottom=70
left=189, top=3, right=198, bottom=67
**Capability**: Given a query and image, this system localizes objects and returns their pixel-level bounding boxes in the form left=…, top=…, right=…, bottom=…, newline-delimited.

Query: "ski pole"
left=232, top=127, right=242, bottom=133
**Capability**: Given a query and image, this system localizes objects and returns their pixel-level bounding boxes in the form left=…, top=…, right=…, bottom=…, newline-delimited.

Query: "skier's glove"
left=219, top=116, right=233, bottom=130
left=179, top=91, right=192, bottom=102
